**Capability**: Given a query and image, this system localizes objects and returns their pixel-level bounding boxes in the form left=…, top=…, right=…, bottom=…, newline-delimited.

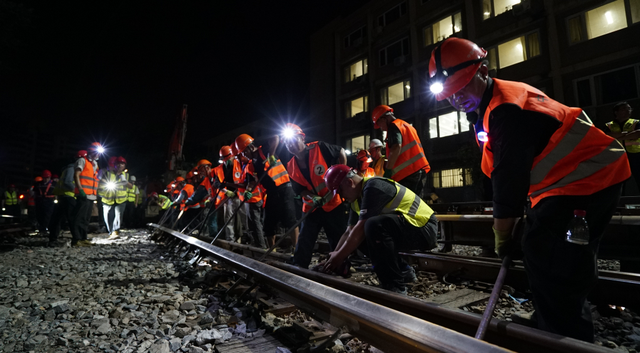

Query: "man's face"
left=285, top=135, right=305, bottom=155
left=446, top=66, right=489, bottom=113
left=369, top=145, right=381, bottom=159
left=116, top=162, right=125, bottom=173
left=377, top=116, right=389, bottom=131
left=198, top=164, right=211, bottom=176
left=615, top=104, right=633, bottom=120
left=43, top=177, right=51, bottom=183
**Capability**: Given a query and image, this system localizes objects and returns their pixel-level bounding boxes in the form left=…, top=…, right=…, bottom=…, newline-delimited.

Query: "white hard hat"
left=370, top=139, right=383, bottom=148
left=129, top=175, right=136, bottom=182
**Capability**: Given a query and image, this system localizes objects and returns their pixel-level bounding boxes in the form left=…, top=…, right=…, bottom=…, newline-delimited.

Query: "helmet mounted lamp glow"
left=429, top=44, right=485, bottom=96
left=477, top=131, right=488, bottom=142
left=96, top=146, right=105, bottom=154
left=282, top=127, right=295, bottom=140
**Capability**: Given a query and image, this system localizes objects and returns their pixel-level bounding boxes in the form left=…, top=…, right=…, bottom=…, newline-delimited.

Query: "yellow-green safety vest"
left=606, top=119, right=640, bottom=153
left=53, top=168, right=76, bottom=198
left=158, top=194, right=172, bottom=210
left=127, top=185, right=139, bottom=203
left=351, top=177, right=434, bottom=228
left=4, top=191, right=17, bottom=205
left=99, top=172, right=129, bottom=205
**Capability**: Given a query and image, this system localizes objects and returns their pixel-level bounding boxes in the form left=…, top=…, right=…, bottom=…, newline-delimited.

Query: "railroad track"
left=149, top=223, right=614, bottom=353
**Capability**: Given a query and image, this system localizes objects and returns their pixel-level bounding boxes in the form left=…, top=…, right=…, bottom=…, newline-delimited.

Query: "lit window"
left=423, top=12, right=462, bottom=46
left=346, top=135, right=371, bottom=154
left=567, top=0, right=628, bottom=44
left=344, top=27, right=367, bottom=48
left=429, top=111, right=470, bottom=138
left=432, top=168, right=473, bottom=188
left=379, top=38, right=410, bottom=66
left=378, top=2, right=407, bottom=27
left=632, top=0, right=640, bottom=24
left=346, top=96, right=368, bottom=119
left=489, top=32, right=540, bottom=69
left=483, top=0, right=521, bottom=20
left=381, top=80, right=411, bottom=105
left=574, top=65, right=639, bottom=107
left=344, top=59, right=368, bottom=83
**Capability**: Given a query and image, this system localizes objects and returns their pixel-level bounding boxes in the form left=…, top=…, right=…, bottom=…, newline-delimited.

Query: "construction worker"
left=71, top=143, right=102, bottom=247
left=173, top=171, right=199, bottom=230
left=372, top=105, right=430, bottom=196
left=355, top=149, right=376, bottom=177
left=149, top=192, right=172, bottom=210
left=3, top=184, right=20, bottom=220
left=212, top=147, right=246, bottom=242
left=428, top=37, right=630, bottom=341
left=35, top=170, right=56, bottom=235
left=321, top=164, right=438, bottom=293
left=605, top=102, right=640, bottom=192
left=368, top=139, right=385, bottom=177
left=27, top=178, right=39, bottom=230
left=283, top=123, right=348, bottom=268
left=99, top=156, right=130, bottom=238
left=237, top=150, right=266, bottom=248
left=167, top=177, right=187, bottom=227
left=49, top=156, right=78, bottom=246
left=234, top=133, right=299, bottom=249
left=124, top=175, right=140, bottom=228
left=183, top=160, right=216, bottom=233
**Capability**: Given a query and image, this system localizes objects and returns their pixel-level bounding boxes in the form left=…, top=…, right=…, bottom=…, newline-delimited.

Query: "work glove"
left=268, top=155, right=277, bottom=167
left=225, top=190, right=235, bottom=198
left=311, top=195, right=325, bottom=207
left=77, top=189, right=87, bottom=200
left=493, top=227, right=513, bottom=259
left=243, top=190, right=253, bottom=199
left=383, top=169, right=393, bottom=178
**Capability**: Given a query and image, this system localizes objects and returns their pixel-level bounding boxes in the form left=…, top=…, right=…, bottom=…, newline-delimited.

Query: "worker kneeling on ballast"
left=321, top=165, right=437, bottom=294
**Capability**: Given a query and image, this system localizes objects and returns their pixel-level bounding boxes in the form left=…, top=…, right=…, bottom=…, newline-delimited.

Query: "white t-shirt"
left=75, top=157, right=99, bottom=200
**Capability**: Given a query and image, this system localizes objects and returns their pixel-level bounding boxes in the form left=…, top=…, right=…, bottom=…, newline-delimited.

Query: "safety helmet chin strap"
left=432, top=44, right=485, bottom=85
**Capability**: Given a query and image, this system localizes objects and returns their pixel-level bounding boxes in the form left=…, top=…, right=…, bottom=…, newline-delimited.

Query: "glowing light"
left=193, top=171, right=198, bottom=175
left=282, top=127, right=295, bottom=139
left=54, top=200, right=58, bottom=204
left=515, top=43, right=523, bottom=52
left=124, top=169, right=128, bottom=173
left=1, top=208, right=5, bottom=211
left=345, top=150, right=352, bottom=155
left=19, top=195, right=24, bottom=199
left=477, top=131, right=488, bottom=142
left=430, top=82, right=444, bottom=94
left=405, top=84, right=411, bottom=89
left=164, top=189, right=167, bottom=192
left=96, top=146, right=105, bottom=154
left=218, top=159, right=223, bottom=164
left=605, top=11, right=613, bottom=24
left=106, top=182, right=116, bottom=191
left=171, top=184, right=175, bottom=188
left=484, top=12, right=490, bottom=15
left=93, top=200, right=97, bottom=204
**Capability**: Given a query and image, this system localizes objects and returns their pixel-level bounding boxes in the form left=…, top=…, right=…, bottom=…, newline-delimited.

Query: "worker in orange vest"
left=428, top=37, right=630, bottom=341
left=71, top=143, right=102, bottom=247
left=355, top=150, right=376, bottom=178
left=368, top=139, right=385, bottom=177
left=212, top=147, right=246, bottom=242
left=372, top=105, right=430, bottom=196
left=35, top=170, right=56, bottom=235
left=283, top=123, right=348, bottom=268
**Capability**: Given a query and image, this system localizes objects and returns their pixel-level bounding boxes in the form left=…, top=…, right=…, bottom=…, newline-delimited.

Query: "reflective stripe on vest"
left=238, top=161, right=263, bottom=203
left=127, top=185, right=138, bottom=202
left=258, top=148, right=290, bottom=186
left=481, top=78, right=630, bottom=207
left=4, top=191, right=17, bottom=205
left=287, top=142, right=342, bottom=213
left=351, top=177, right=434, bottom=228
left=387, top=119, right=430, bottom=181
left=76, top=157, right=98, bottom=195
left=158, top=194, right=172, bottom=210
left=606, top=119, right=640, bottom=153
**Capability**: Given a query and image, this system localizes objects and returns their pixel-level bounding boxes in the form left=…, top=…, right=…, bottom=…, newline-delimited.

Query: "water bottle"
left=565, top=210, right=589, bottom=245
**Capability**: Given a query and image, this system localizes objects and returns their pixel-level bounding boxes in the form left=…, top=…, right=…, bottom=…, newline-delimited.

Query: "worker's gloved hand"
left=268, top=155, right=277, bottom=167
left=383, top=169, right=393, bottom=178
left=213, top=179, right=221, bottom=189
left=493, top=227, right=513, bottom=259
left=225, top=190, right=235, bottom=198
left=77, top=189, right=87, bottom=200
left=243, top=190, right=253, bottom=199
left=311, top=195, right=325, bottom=207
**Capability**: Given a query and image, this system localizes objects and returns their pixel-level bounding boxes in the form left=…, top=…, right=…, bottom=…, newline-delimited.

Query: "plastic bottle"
left=565, top=210, right=589, bottom=245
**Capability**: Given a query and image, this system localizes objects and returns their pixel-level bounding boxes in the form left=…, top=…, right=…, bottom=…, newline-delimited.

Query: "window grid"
left=381, top=80, right=411, bottom=105
left=486, top=31, right=541, bottom=70
left=344, top=59, right=368, bottom=83
left=423, top=12, right=462, bottom=47
left=378, top=2, right=407, bottom=27
left=429, top=111, right=470, bottom=138
left=345, top=96, right=369, bottom=119
left=347, top=135, right=371, bottom=154
left=344, top=27, right=367, bottom=48
left=483, top=0, right=522, bottom=20
left=379, top=38, right=410, bottom=66
left=432, top=168, right=473, bottom=188
left=573, top=64, right=640, bottom=107
left=567, top=0, right=630, bottom=45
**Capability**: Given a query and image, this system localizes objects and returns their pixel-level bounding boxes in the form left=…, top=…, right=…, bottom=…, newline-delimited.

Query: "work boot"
left=109, top=231, right=119, bottom=239
left=381, top=283, right=408, bottom=295
left=72, top=241, right=90, bottom=247
left=79, top=240, right=94, bottom=246
left=401, top=266, right=418, bottom=283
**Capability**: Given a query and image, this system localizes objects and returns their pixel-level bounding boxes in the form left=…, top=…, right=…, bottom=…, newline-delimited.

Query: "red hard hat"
left=219, top=146, right=232, bottom=160
left=175, top=176, right=185, bottom=182
left=77, top=150, right=88, bottom=158
left=372, top=105, right=393, bottom=129
left=429, top=37, right=487, bottom=101
left=108, top=156, right=117, bottom=169
left=42, top=170, right=52, bottom=178
left=35, top=176, right=43, bottom=182
left=197, top=159, right=212, bottom=167
left=150, top=192, right=158, bottom=198
left=285, top=123, right=305, bottom=138
left=324, top=164, right=353, bottom=195
left=116, top=156, right=126, bottom=164
left=90, top=142, right=102, bottom=152
left=52, top=174, right=59, bottom=179
left=235, top=134, right=254, bottom=154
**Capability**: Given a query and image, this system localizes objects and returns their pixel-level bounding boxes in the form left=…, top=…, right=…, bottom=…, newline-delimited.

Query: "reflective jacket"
left=237, top=161, right=264, bottom=203
left=99, top=171, right=129, bottom=205
left=75, top=157, right=99, bottom=196
left=481, top=79, right=630, bottom=207
left=372, top=156, right=385, bottom=177
left=4, top=191, right=17, bottom=205
left=360, top=167, right=376, bottom=178
left=258, top=148, right=290, bottom=187
left=605, top=119, right=640, bottom=153
left=126, top=185, right=139, bottom=203
left=287, top=142, right=343, bottom=213
left=158, top=194, right=172, bottom=210
left=387, top=119, right=430, bottom=181
left=180, top=184, right=197, bottom=210
left=351, top=177, right=434, bottom=228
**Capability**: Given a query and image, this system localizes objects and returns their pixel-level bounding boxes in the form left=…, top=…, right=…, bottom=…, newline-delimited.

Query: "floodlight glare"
left=97, top=146, right=105, bottom=154
left=430, top=82, right=444, bottom=94
left=282, top=127, right=295, bottom=140
left=106, top=182, right=116, bottom=191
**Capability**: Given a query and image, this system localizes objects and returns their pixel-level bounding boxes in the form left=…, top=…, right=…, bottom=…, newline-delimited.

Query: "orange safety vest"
left=212, top=164, right=230, bottom=207
left=38, top=181, right=56, bottom=198
left=480, top=79, right=630, bottom=208
left=361, top=167, right=376, bottom=178
left=372, top=156, right=385, bottom=177
left=287, top=142, right=343, bottom=213
left=180, top=184, right=198, bottom=210
left=238, top=161, right=264, bottom=203
left=386, top=119, right=430, bottom=182
left=258, top=147, right=290, bottom=187
left=75, top=157, right=98, bottom=196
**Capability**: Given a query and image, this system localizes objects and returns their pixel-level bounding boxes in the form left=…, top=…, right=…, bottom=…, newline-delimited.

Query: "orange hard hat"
left=175, top=176, right=185, bottom=182
left=356, top=150, right=372, bottom=171
left=429, top=37, right=487, bottom=101
left=230, top=144, right=238, bottom=156
left=235, top=134, right=254, bottom=154
left=35, top=176, right=43, bottom=182
left=324, top=164, right=353, bottom=195
left=372, top=105, right=393, bottom=129
left=186, top=171, right=194, bottom=179
left=89, top=142, right=103, bottom=152
left=219, top=146, right=232, bottom=160
left=197, top=159, right=212, bottom=167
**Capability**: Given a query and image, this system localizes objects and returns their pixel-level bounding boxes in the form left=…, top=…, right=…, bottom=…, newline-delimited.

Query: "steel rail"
left=437, top=214, right=640, bottom=225
left=149, top=223, right=508, bottom=353
left=270, top=262, right=611, bottom=353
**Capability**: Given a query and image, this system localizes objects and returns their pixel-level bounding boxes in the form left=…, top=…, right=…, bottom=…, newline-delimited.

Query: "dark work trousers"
left=124, top=201, right=136, bottom=228
left=626, top=152, right=640, bottom=192
left=178, top=207, right=201, bottom=233
left=28, top=205, right=37, bottom=230
left=365, top=213, right=438, bottom=290
left=293, top=203, right=348, bottom=268
left=264, top=183, right=298, bottom=237
left=49, top=196, right=77, bottom=242
left=70, top=197, right=93, bottom=242
left=97, top=197, right=106, bottom=231
left=36, top=198, right=55, bottom=234
left=397, top=169, right=426, bottom=198
left=245, top=201, right=266, bottom=248
left=522, top=182, right=622, bottom=342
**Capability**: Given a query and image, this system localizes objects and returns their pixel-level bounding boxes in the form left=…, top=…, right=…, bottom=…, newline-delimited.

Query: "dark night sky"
left=1, top=0, right=369, bottom=176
